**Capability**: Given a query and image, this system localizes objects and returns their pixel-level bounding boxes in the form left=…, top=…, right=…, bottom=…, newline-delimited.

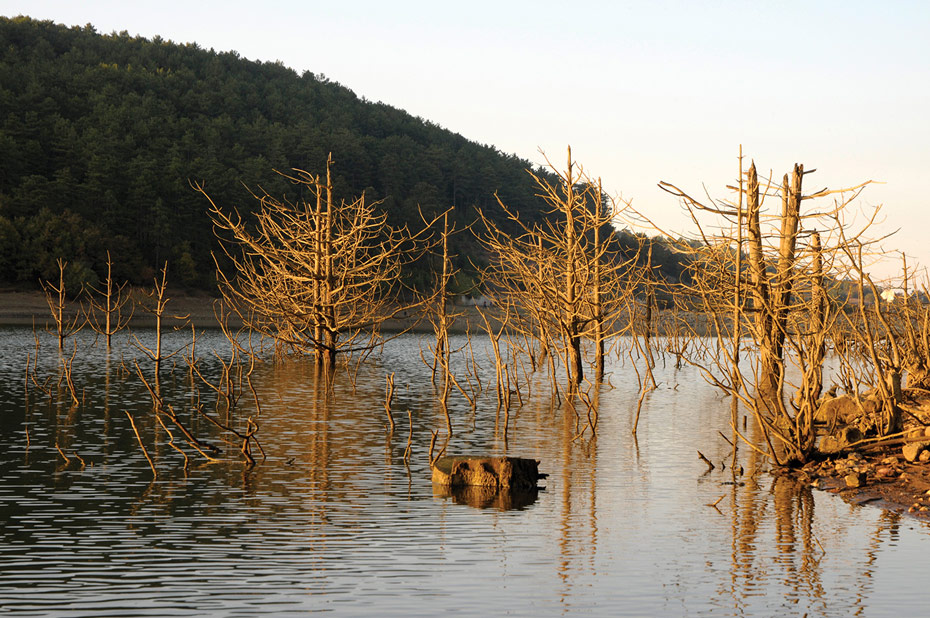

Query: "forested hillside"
left=0, top=16, right=685, bottom=292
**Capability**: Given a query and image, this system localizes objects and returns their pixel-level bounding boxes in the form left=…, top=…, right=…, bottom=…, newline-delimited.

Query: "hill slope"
left=0, top=16, right=569, bottom=291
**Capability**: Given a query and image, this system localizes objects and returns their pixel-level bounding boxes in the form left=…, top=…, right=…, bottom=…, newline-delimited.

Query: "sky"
left=3, top=0, right=929, bottom=279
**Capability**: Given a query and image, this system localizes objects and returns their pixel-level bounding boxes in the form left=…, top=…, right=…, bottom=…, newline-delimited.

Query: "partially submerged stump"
left=431, top=456, right=547, bottom=491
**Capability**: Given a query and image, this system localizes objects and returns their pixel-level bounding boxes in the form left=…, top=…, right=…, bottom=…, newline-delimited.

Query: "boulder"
left=819, top=435, right=842, bottom=455
left=814, top=395, right=877, bottom=425
left=875, top=466, right=895, bottom=478
left=431, top=456, right=547, bottom=491
left=845, top=471, right=867, bottom=488
left=818, top=426, right=863, bottom=455
left=902, top=441, right=930, bottom=463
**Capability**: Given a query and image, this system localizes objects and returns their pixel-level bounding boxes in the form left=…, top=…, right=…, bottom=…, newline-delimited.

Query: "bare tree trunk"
left=745, top=163, right=776, bottom=399
left=642, top=243, right=657, bottom=389
left=773, top=165, right=803, bottom=361
left=731, top=150, right=745, bottom=395
left=313, top=171, right=324, bottom=366
left=808, top=231, right=826, bottom=402
left=322, top=155, right=336, bottom=372
left=438, top=210, right=450, bottom=366
left=593, top=179, right=605, bottom=383
left=563, top=148, right=582, bottom=390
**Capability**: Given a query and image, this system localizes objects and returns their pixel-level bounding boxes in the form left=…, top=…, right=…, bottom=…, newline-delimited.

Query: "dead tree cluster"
left=655, top=151, right=897, bottom=465
left=29, top=146, right=928, bottom=471
left=28, top=259, right=264, bottom=477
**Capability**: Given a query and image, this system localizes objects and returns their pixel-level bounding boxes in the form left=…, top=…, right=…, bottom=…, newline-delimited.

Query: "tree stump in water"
left=431, top=456, right=547, bottom=491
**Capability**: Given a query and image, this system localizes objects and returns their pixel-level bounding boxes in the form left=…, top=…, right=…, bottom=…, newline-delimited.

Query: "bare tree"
left=195, top=155, right=435, bottom=371
left=477, top=147, right=638, bottom=393
left=655, top=153, right=881, bottom=464
left=86, top=251, right=133, bottom=349
left=41, top=258, right=85, bottom=350
left=132, top=262, right=185, bottom=387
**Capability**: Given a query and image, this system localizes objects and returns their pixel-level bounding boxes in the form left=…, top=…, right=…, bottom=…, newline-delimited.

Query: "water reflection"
left=432, top=484, right=540, bottom=510
left=1, top=329, right=929, bottom=615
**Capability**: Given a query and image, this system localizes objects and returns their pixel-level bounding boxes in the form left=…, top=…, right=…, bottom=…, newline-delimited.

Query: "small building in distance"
left=880, top=288, right=907, bottom=303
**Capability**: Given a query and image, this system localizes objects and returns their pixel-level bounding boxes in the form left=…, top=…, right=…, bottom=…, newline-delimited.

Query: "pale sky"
left=3, top=1, right=928, bottom=279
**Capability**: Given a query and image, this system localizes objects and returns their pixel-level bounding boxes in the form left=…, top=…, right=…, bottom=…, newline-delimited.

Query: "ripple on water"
left=1, top=331, right=930, bottom=616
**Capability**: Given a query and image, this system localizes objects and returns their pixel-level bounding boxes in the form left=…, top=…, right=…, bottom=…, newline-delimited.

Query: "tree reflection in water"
left=4, top=329, right=930, bottom=615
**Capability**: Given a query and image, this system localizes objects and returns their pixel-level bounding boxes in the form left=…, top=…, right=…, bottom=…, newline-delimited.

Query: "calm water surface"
left=0, top=327, right=927, bottom=616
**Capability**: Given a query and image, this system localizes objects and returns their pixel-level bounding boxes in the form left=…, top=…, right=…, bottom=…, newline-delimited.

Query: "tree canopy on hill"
left=0, top=16, right=688, bottom=293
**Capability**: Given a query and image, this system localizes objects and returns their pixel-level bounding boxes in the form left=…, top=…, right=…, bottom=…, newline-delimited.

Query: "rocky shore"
left=793, top=452, right=930, bottom=518
left=792, top=391, right=930, bottom=519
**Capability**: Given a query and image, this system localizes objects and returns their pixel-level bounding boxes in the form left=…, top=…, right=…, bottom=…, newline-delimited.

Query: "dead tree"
left=86, top=251, right=133, bottom=349
left=41, top=258, right=85, bottom=351
left=477, top=147, right=637, bottom=394
left=655, top=153, right=878, bottom=464
left=197, top=155, right=435, bottom=372
left=132, top=263, right=186, bottom=388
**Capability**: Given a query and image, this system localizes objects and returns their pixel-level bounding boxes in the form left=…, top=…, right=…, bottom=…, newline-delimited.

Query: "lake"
left=1, top=327, right=927, bottom=616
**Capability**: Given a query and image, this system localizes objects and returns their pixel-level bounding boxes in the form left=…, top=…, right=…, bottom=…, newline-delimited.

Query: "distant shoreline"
left=0, top=290, right=230, bottom=330
left=0, top=291, right=489, bottom=334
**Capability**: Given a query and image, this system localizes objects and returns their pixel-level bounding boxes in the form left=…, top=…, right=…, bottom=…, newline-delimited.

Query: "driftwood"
left=431, top=455, right=547, bottom=491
